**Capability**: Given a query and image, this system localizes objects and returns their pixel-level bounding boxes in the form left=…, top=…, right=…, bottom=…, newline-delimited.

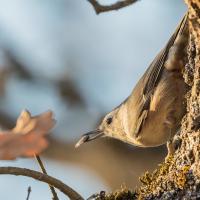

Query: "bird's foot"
left=165, top=139, right=175, bottom=162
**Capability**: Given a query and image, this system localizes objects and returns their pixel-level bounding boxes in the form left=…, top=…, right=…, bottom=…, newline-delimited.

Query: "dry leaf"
left=0, top=110, right=56, bottom=160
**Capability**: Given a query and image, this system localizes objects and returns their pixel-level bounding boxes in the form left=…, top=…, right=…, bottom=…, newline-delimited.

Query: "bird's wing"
left=135, top=109, right=148, bottom=137
left=134, top=13, right=188, bottom=137
left=143, top=13, right=188, bottom=97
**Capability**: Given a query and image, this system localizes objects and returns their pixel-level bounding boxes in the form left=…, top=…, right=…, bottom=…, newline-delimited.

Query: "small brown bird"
left=76, top=14, right=189, bottom=151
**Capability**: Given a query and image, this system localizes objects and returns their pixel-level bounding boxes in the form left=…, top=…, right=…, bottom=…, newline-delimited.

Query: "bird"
left=75, top=13, right=189, bottom=152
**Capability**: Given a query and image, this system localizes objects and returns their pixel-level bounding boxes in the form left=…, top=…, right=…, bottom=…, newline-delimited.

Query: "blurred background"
left=0, top=0, right=186, bottom=199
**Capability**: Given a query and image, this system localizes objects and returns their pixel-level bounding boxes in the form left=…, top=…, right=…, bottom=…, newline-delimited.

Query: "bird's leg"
left=165, top=128, right=176, bottom=161
left=167, top=139, right=176, bottom=155
left=165, top=139, right=175, bottom=162
left=166, top=128, right=182, bottom=162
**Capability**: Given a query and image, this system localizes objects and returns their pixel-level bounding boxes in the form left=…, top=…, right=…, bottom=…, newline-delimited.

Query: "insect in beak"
left=75, top=129, right=104, bottom=148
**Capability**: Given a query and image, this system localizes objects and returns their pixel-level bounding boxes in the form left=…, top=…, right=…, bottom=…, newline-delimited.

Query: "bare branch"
left=35, top=155, right=59, bottom=200
left=0, top=167, right=84, bottom=200
left=87, top=0, right=139, bottom=14
left=26, top=186, right=31, bottom=200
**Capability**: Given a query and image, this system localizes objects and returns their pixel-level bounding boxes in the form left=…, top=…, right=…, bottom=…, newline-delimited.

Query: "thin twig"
left=0, top=167, right=84, bottom=200
left=35, top=155, right=59, bottom=200
left=87, top=0, right=139, bottom=14
left=26, top=186, right=31, bottom=200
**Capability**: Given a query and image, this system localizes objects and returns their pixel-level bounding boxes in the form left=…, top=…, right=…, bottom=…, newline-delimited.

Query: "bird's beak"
left=75, top=129, right=104, bottom=148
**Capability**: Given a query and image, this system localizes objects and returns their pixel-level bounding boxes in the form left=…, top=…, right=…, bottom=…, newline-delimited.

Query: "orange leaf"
left=0, top=110, right=56, bottom=160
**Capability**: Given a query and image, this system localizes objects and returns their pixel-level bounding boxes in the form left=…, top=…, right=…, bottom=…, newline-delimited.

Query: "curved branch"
left=87, top=0, right=139, bottom=14
left=0, top=167, right=84, bottom=200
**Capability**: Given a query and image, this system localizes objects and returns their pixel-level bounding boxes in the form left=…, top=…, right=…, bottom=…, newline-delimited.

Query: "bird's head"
left=75, top=106, right=129, bottom=148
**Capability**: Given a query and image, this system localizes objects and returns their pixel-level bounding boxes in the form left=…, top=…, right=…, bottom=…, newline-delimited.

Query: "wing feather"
left=135, top=13, right=188, bottom=136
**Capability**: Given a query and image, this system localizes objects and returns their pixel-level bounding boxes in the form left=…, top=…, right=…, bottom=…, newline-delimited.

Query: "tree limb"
left=87, top=0, right=139, bottom=14
left=35, top=155, right=59, bottom=200
left=26, top=186, right=31, bottom=200
left=0, top=167, right=84, bottom=200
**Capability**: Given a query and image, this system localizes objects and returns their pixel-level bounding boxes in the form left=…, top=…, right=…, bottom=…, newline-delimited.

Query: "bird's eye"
left=106, top=117, right=113, bottom=125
